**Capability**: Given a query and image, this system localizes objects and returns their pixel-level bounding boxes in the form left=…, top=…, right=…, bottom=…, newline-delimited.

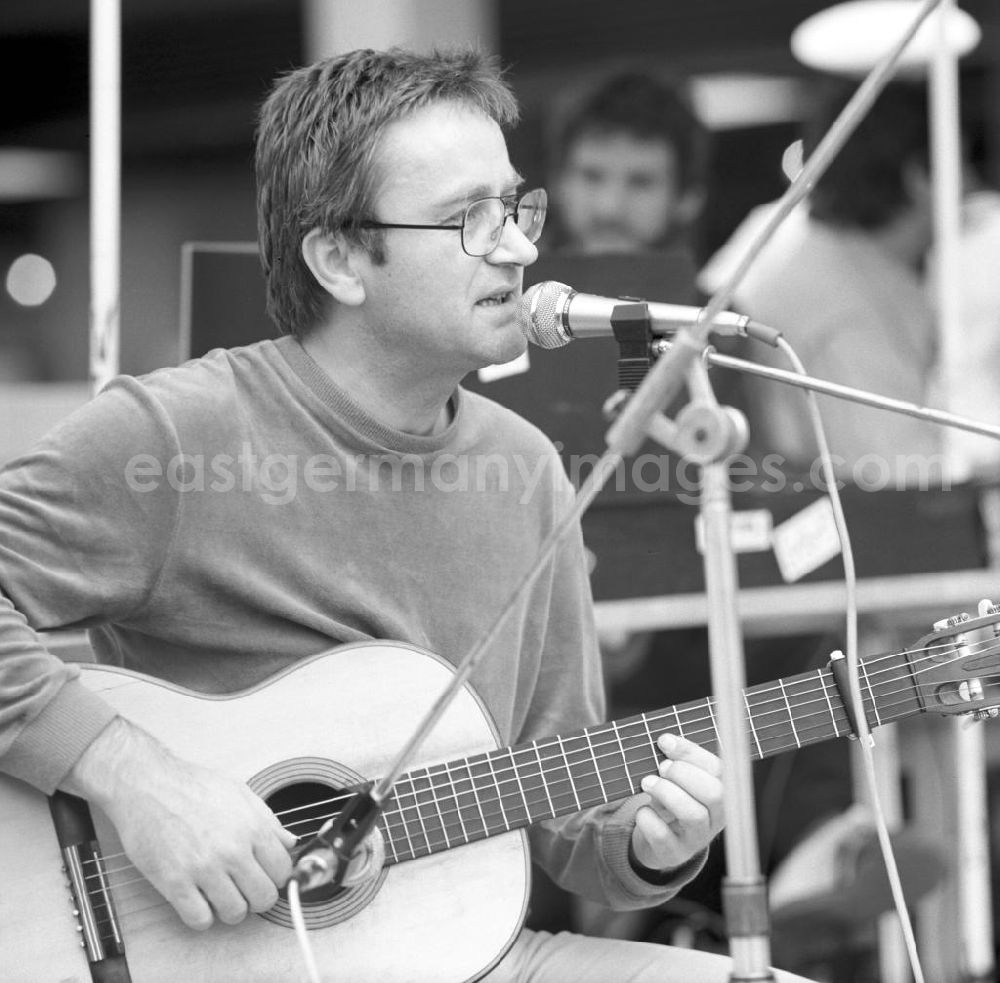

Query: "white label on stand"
left=771, top=496, right=841, bottom=583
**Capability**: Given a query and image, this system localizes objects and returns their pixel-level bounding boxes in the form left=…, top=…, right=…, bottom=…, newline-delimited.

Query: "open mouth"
left=476, top=290, right=513, bottom=307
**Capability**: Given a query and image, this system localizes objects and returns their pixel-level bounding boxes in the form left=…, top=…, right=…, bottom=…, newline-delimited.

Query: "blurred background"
left=0, top=0, right=997, bottom=383
left=4, top=4, right=1000, bottom=981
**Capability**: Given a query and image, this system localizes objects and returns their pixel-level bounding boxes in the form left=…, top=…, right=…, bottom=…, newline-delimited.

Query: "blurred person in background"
left=697, top=79, right=954, bottom=980
left=699, top=81, right=943, bottom=482
left=530, top=67, right=759, bottom=956
left=545, top=70, right=708, bottom=259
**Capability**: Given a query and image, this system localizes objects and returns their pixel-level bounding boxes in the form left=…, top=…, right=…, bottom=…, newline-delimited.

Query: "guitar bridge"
left=49, top=791, right=129, bottom=978
left=62, top=838, right=125, bottom=964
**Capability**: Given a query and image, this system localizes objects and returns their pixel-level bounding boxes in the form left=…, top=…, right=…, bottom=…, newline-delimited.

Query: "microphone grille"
left=518, top=281, right=573, bottom=349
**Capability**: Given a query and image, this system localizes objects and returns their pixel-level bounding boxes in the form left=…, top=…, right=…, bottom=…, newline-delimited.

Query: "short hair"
left=804, top=82, right=932, bottom=229
left=254, top=47, right=519, bottom=338
left=550, top=71, right=708, bottom=194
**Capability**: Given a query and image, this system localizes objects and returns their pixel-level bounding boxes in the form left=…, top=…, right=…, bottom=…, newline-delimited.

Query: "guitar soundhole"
left=267, top=781, right=346, bottom=905
left=248, top=756, right=387, bottom=930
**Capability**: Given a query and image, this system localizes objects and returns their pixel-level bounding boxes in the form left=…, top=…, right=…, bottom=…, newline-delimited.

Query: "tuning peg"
left=934, top=613, right=972, bottom=631
left=969, top=708, right=1000, bottom=723
left=979, top=600, right=1000, bottom=635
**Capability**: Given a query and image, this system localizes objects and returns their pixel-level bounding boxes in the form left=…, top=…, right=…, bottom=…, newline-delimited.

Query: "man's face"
left=351, top=102, right=538, bottom=380
left=555, top=131, right=688, bottom=253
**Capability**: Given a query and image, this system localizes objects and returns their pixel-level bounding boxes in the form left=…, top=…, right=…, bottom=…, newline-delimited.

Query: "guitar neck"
left=376, top=646, right=921, bottom=865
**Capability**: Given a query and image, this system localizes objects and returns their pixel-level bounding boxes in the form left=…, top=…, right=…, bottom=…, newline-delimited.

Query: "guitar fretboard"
left=374, top=647, right=920, bottom=865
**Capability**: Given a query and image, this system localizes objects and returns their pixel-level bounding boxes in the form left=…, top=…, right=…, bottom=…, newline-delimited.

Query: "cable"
left=287, top=878, right=322, bottom=983
left=776, top=335, right=926, bottom=983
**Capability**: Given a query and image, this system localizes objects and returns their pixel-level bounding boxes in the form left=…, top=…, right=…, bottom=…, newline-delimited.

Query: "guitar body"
left=0, top=642, right=530, bottom=983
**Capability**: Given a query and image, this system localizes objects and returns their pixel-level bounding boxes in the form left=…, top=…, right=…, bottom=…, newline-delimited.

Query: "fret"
left=706, top=699, right=721, bottom=753
left=509, top=745, right=550, bottom=824
left=586, top=724, right=632, bottom=802
left=744, top=690, right=764, bottom=759
left=610, top=721, right=638, bottom=796
left=469, top=750, right=510, bottom=834
left=555, top=735, right=582, bottom=812
left=629, top=716, right=663, bottom=773
left=532, top=742, right=557, bottom=818
left=560, top=733, right=604, bottom=810
left=787, top=672, right=836, bottom=744
left=819, top=668, right=842, bottom=735
left=641, top=714, right=658, bottom=758
left=389, top=778, right=426, bottom=858
left=676, top=699, right=715, bottom=751
left=409, top=768, right=449, bottom=852
left=751, top=684, right=789, bottom=758
left=496, top=750, right=531, bottom=828
left=859, top=658, right=881, bottom=727
left=454, top=758, right=489, bottom=840
left=535, top=738, right=579, bottom=814
left=778, top=678, right=801, bottom=748
left=379, top=812, right=401, bottom=862
left=438, top=763, right=469, bottom=843
left=878, top=649, right=924, bottom=724
left=584, top=731, right=609, bottom=803
left=510, top=752, right=534, bottom=822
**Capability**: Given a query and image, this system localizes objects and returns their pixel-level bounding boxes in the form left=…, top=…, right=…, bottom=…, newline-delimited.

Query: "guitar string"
left=77, top=627, right=988, bottom=877
left=77, top=640, right=996, bottom=897
left=79, top=661, right=995, bottom=913
left=74, top=632, right=998, bottom=888
left=79, top=655, right=1000, bottom=932
left=73, top=630, right=1000, bottom=888
left=82, top=652, right=999, bottom=933
left=77, top=628, right=984, bottom=868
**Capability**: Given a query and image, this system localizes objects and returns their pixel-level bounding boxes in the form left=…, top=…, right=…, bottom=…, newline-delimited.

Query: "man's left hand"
left=631, top=732, right=725, bottom=874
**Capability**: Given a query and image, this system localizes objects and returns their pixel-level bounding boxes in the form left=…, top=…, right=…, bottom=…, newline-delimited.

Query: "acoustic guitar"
left=4, top=604, right=1000, bottom=982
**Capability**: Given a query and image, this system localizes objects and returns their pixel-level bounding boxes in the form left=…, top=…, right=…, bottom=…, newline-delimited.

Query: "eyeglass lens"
left=462, top=190, right=547, bottom=256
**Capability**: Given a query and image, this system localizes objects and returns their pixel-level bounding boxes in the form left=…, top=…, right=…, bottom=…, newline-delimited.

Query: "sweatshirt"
left=0, top=335, right=701, bottom=908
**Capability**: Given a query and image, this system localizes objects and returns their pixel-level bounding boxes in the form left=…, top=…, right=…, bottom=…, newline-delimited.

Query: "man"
left=699, top=81, right=942, bottom=482
left=547, top=70, right=707, bottom=255
left=0, top=48, right=816, bottom=981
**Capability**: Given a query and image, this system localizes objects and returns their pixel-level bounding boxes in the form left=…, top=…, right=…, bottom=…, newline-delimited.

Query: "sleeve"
left=518, top=463, right=706, bottom=910
left=0, top=378, right=182, bottom=792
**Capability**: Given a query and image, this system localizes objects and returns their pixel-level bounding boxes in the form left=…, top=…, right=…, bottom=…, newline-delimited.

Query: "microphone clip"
left=610, top=301, right=654, bottom=392
left=291, top=781, right=384, bottom=894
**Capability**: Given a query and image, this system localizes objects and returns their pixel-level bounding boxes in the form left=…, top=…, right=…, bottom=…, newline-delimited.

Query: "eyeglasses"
left=358, top=188, right=547, bottom=257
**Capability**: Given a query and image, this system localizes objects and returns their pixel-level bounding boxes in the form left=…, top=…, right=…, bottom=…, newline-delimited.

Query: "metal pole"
left=701, top=460, right=774, bottom=981
left=89, top=0, right=121, bottom=395
left=929, top=7, right=995, bottom=976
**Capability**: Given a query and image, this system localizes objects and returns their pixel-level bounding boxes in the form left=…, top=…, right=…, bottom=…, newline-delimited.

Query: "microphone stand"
left=604, top=316, right=776, bottom=981
left=607, top=328, right=1000, bottom=983
left=662, top=341, right=1000, bottom=445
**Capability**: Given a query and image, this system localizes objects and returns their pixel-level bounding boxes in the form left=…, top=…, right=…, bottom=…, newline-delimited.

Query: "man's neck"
left=300, top=328, right=456, bottom=437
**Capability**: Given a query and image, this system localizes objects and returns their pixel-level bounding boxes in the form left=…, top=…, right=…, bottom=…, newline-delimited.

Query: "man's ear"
left=301, top=228, right=367, bottom=307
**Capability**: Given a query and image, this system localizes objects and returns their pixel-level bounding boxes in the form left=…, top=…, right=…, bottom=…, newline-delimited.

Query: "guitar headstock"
left=909, top=599, right=1000, bottom=719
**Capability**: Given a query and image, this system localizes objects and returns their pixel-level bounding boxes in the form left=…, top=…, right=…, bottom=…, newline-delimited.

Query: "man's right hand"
left=62, top=717, right=297, bottom=930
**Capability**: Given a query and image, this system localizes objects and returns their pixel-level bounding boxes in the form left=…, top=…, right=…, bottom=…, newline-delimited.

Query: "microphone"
left=518, top=280, right=781, bottom=350
left=289, top=783, right=384, bottom=892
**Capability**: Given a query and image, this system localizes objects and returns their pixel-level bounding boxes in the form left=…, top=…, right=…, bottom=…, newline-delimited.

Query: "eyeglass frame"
left=356, top=187, right=547, bottom=258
